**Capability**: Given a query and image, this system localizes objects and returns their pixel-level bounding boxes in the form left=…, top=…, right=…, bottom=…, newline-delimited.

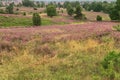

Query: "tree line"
left=0, top=0, right=120, bottom=26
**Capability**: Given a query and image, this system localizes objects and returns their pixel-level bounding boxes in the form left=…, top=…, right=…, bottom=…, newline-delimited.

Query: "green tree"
left=46, top=5, right=57, bottom=17
left=22, top=0, right=34, bottom=7
left=74, top=6, right=83, bottom=19
left=63, top=1, right=70, bottom=8
left=67, top=4, right=74, bottom=16
left=109, top=0, right=120, bottom=20
left=32, top=13, right=41, bottom=26
left=6, top=3, right=14, bottom=14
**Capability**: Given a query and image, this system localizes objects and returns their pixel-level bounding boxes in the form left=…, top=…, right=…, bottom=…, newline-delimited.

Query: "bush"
left=33, top=7, right=37, bottom=10
left=16, top=8, right=19, bottom=11
left=46, top=5, right=57, bottom=17
left=23, top=12, right=26, bottom=16
left=113, top=25, right=120, bottom=31
left=96, top=15, right=102, bottom=21
left=101, top=51, right=120, bottom=80
left=32, top=13, right=41, bottom=26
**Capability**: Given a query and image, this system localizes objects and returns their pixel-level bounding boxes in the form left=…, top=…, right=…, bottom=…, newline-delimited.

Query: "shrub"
left=46, top=5, right=57, bottom=17
left=32, top=13, right=41, bottom=26
left=96, top=15, right=102, bottom=21
left=16, top=8, right=19, bottom=11
left=23, top=12, right=26, bottom=16
left=33, top=7, right=37, bottom=10
left=113, top=25, right=120, bottom=31
left=101, top=51, right=120, bottom=80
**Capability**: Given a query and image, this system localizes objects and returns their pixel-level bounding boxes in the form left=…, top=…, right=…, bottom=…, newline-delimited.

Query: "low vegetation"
left=113, top=25, right=120, bottom=31
left=97, top=15, right=102, bottom=21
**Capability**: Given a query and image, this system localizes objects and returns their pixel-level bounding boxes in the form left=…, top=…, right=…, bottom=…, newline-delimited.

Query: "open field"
left=0, top=22, right=120, bottom=80
left=0, top=2, right=120, bottom=79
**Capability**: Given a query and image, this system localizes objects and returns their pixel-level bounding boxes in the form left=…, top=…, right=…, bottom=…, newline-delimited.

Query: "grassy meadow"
left=0, top=16, right=67, bottom=27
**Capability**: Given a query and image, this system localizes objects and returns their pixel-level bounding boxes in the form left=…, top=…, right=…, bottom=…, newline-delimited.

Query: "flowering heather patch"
left=0, top=22, right=119, bottom=43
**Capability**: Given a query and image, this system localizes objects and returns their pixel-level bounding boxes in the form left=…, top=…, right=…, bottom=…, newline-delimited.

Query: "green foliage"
left=46, top=5, right=57, bottom=17
left=63, top=1, right=80, bottom=8
left=113, top=25, right=120, bottom=31
left=6, top=3, right=14, bottom=14
left=32, top=13, right=41, bottom=26
left=109, top=0, right=120, bottom=20
left=22, top=0, right=35, bottom=7
left=83, top=2, right=103, bottom=12
left=74, top=6, right=83, bottom=19
left=82, top=1, right=115, bottom=13
left=100, top=51, right=120, bottom=80
left=67, top=4, right=74, bottom=16
left=96, top=15, right=102, bottom=21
